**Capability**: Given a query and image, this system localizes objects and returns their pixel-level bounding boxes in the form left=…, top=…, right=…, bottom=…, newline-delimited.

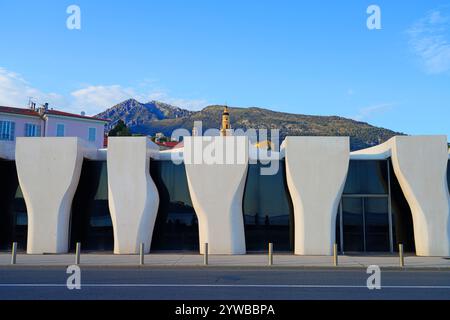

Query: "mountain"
left=97, top=99, right=404, bottom=151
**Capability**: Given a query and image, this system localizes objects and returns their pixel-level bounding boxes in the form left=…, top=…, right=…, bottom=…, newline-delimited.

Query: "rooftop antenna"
left=27, top=97, right=36, bottom=110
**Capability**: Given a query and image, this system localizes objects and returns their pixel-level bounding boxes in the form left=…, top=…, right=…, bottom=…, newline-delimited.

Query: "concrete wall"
left=390, top=136, right=450, bottom=256
left=107, top=137, right=160, bottom=254
left=183, top=136, right=248, bottom=254
left=15, top=138, right=87, bottom=254
left=284, top=137, right=350, bottom=255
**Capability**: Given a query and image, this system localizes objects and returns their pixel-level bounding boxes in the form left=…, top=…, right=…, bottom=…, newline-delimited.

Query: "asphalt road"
left=0, top=266, right=449, bottom=300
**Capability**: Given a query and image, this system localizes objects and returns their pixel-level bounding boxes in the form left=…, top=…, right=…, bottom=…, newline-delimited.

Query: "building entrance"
left=337, top=196, right=391, bottom=253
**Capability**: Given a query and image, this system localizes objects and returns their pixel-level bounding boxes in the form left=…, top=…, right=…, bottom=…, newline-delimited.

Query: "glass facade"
left=70, top=161, right=113, bottom=251
left=338, top=161, right=390, bottom=252
left=337, top=160, right=414, bottom=253
left=0, top=161, right=27, bottom=251
left=0, top=157, right=441, bottom=254
left=150, top=161, right=199, bottom=251
left=340, top=197, right=364, bottom=252
left=364, top=197, right=390, bottom=251
left=243, top=161, right=294, bottom=252
left=343, top=160, right=389, bottom=195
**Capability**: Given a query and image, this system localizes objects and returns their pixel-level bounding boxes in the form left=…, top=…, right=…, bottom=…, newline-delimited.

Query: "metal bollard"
left=75, top=242, right=81, bottom=265
left=11, top=242, right=17, bottom=265
left=204, top=243, right=209, bottom=266
left=268, top=243, right=273, bottom=266
left=139, top=243, right=145, bottom=266
left=333, top=243, right=338, bottom=267
left=399, top=243, right=404, bottom=268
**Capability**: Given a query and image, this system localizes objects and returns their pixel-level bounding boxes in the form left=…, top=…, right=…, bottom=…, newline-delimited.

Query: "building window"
left=56, top=124, right=65, bottom=137
left=88, top=128, right=96, bottom=142
left=243, top=161, right=294, bottom=252
left=336, top=159, right=415, bottom=254
left=0, top=120, right=15, bottom=141
left=70, top=161, right=113, bottom=251
left=25, top=123, right=41, bottom=137
left=150, top=161, right=199, bottom=252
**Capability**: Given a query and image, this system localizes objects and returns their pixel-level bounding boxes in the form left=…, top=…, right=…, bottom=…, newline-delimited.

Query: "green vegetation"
left=108, top=120, right=132, bottom=136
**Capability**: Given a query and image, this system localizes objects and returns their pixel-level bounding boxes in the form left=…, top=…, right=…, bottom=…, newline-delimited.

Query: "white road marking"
left=0, top=284, right=449, bottom=289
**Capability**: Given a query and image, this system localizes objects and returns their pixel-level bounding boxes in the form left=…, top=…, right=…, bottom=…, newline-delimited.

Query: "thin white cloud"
left=407, top=9, right=450, bottom=74
left=352, top=102, right=396, bottom=121
left=0, top=67, right=65, bottom=108
left=0, top=67, right=208, bottom=115
left=70, top=85, right=208, bottom=114
left=70, top=85, right=136, bottom=115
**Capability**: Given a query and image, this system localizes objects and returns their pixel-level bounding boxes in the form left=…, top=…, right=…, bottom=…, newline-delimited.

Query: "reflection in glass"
left=344, top=161, right=388, bottom=194
left=70, top=161, right=113, bottom=251
left=342, top=198, right=364, bottom=252
left=243, top=161, right=294, bottom=252
left=364, top=198, right=389, bottom=252
left=0, top=161, right=27, bottom=251
left=150, top=161, right=199, bottom=251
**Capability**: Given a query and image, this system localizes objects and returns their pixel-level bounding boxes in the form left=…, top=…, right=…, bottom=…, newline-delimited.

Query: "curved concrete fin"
left=390, top=136, right=450, bottom=256
left=285, top=137, right=350, bottom=256
left=184, top=136, right=248, bottom=254
left=15, top=137, right=86, bottom=254
left=107, top=137, right=159, bottom=254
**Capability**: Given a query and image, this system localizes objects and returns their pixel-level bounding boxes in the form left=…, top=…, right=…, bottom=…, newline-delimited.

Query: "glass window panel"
left=344, top=161, right=389, bottom=195
left=56, top=124, right=65, bottom=137
left=88, top=128, right=96, bottom=142
left=0, top=161, right=27, bottom=251
left=10, top=122, right=15, bottom=141
left=25, top=123, right=39, bottom=137
left=0, top=121, right=15, bottom=141
left=336, top=206, right=342, bottom=252
left=342, top=197, right=364, bottom=252
left=70, top=161, right=113, bottom=251
left=150, top=161, right=199, bottom=251
left=243, top=161, right=294, bottom=252
left=364, top=198, right=390, bottom=252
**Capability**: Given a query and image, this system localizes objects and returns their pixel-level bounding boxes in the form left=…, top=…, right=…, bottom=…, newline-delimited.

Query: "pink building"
left=0, top=104, right=108, bottom=152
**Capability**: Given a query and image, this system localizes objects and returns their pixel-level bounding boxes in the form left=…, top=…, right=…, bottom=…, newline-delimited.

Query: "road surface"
left=0, top=266, right=449, bottom=300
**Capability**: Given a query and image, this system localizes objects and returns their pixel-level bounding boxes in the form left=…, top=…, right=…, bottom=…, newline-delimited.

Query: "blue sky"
left=0, top=0, right=449, bottom=136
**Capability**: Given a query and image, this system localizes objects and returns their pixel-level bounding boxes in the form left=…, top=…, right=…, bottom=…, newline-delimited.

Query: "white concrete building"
left=0, top=135, right=449, bottom=257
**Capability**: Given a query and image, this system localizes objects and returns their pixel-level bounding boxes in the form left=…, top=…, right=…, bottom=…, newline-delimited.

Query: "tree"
left=108, top=120, right=132, bottom=136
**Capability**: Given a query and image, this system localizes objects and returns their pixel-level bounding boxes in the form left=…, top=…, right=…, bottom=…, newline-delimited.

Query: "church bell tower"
left=220, top=106, right=231, bottom=136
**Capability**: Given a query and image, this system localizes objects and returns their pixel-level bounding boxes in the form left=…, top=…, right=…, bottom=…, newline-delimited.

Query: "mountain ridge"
left=97, top=99, right=404, bottom=151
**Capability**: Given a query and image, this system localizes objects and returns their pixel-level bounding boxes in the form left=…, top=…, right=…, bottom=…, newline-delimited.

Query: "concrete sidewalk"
left=1, top=253, right=450, bottom=269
